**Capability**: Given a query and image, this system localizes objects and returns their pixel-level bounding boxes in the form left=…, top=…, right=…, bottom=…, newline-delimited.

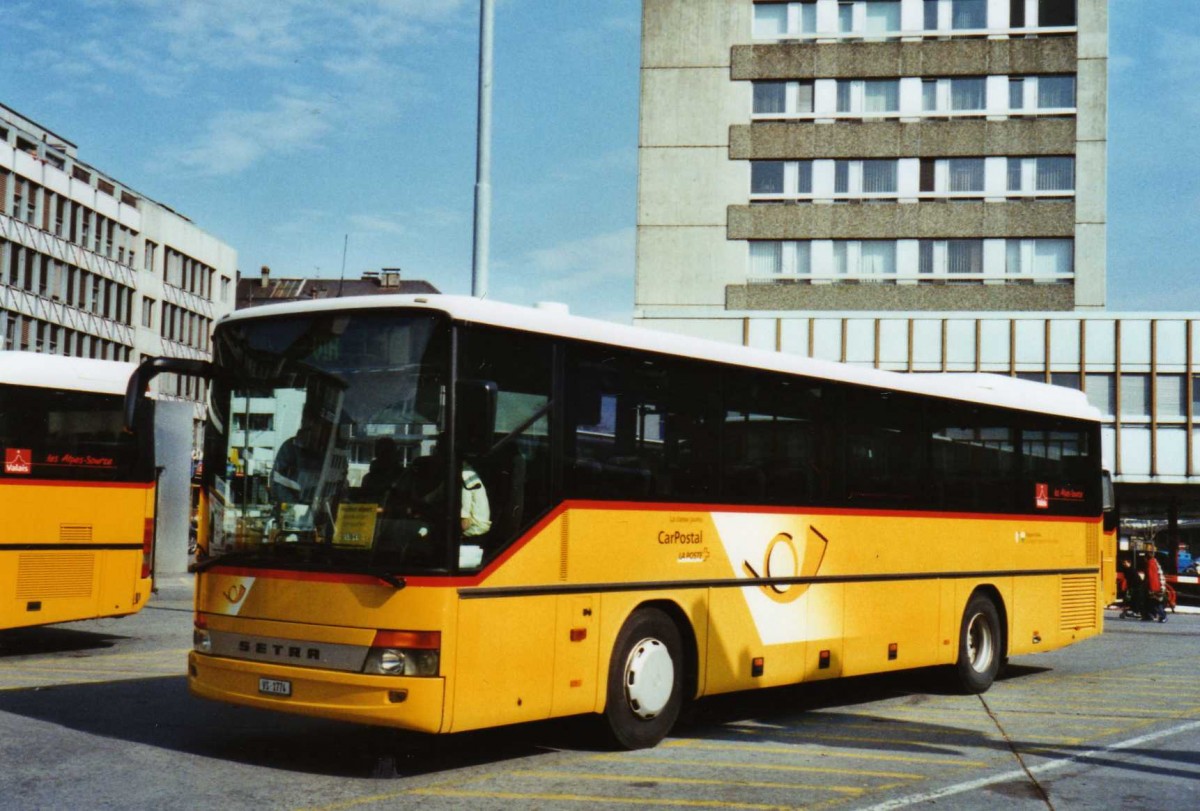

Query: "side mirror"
left=1101, top=470, right=1117, bottom=533
left=125, top=357, right=218, bottom=432
left=455, top=379, right=498, bottom=458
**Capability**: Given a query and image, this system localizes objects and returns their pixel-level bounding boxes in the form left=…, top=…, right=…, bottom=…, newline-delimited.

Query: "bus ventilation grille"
left=1060, top=575, right=1097, bottom=631
left=60, top=524, right=94, bottom=543
left=1085, top=524, right=1099, bottom=566
left=17, top=552, right=96, bottom=599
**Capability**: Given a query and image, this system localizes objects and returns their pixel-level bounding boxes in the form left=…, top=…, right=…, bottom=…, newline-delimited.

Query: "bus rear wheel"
left=955, top=593, right=1002, bottom=693
left=603, top=608, right=683, bottom=750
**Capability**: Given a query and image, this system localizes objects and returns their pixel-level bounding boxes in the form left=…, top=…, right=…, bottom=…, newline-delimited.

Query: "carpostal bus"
left=0, top=352, right=156, bottom=630
left=133, top=295, right=1114, bottom=749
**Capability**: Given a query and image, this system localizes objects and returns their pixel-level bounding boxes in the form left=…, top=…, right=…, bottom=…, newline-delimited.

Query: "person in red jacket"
left=1145, top=552, right=1168, bottom=623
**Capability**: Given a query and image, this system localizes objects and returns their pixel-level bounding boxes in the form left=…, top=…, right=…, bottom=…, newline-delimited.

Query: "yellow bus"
left=0, top=351, right=156, bottom=630
left=138, top=296, right=1113, bottom=749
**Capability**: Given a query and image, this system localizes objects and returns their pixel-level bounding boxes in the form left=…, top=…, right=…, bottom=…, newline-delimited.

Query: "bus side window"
left=721, top=370, right=830, bottom=507
left=457, top=326, right=553, bottom=557
left=566, top=348, right=717, bottom=503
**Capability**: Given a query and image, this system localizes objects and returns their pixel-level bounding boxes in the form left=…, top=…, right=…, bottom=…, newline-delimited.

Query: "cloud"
left=165, top=94, right=335, bottom=176
left=347, top=214, right=409, bottom=237
left=1158, top=30, right=1200, bottom=82
left=492, top=228, right=635, bottom=319
left=523, top=228, right=635, bottom=286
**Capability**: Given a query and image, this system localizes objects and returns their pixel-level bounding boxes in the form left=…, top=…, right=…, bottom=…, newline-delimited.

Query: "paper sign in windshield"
left=333, top=503, right=379, bottom=548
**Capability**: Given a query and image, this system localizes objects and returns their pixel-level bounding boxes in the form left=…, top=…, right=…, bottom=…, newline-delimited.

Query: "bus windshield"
left=203, top=310, right=452, bottom=578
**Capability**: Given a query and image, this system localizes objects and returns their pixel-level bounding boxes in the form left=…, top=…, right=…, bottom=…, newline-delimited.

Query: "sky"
left=0, top=0, right=1194, bottom=322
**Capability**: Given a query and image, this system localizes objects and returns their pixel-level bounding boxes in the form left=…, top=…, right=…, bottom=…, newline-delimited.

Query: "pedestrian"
left=1146, top=552, right=1168, bottom=623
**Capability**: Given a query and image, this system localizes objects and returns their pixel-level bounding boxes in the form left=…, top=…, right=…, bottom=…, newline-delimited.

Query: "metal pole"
left=471, top=0, right=494, bottom=299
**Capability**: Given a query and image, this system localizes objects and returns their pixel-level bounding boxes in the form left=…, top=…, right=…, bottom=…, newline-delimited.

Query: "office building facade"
left=0, top=104, right=237, bottom=438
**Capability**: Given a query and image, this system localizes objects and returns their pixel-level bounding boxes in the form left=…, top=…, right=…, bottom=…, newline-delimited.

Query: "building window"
left=838, top=1, right=900, bottom=36
left=834, top=159, right=898, bottom=195
left=1005, top=239, right=1073, bottom=277
left=1120, top=375, right=1151, bottom=422
left=951, top=0, right=987, bottom=29
left=1010, top=75, right=1075, bottom=111
left=748, top=241, right=811, bottom=279
left=836, top=79, right=899, bottom=114
left=923, top=77, right=987, bottom=113
left=753, top=81, right=814, bottom=117
left=752, top=162, right=785, bottom=195
left=1007, top=156, right=1074, bottom=193
left=924, top=0, right=988, bottom=30
left=752, top=1, right=816, bottom=38
left=1085, top=375, right=1114, bottom=418
left=835, top=240, right=896, bottom=277
left=750, top=160, right=813, bottom=198
left=1036, top=0, right=1076, bottom=27
left=1157, top=375, right=1187, bottom=422
left=920, top=240, right=984, bottom=275
left=141, top=298, right=155, bottom=328
left=919, top=157, right=985, bottom=195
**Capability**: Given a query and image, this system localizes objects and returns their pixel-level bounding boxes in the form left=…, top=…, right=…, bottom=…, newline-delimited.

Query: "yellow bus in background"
left=0, top=352, right=156, bottom=630
left=140, top=296, right=1113, bottom=749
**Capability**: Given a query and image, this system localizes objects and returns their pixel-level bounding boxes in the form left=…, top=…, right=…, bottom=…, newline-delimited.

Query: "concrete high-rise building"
left=637, top=0, right=1105, bottom=319
left=0, top=103, right=237, bottom=439
left=635, top=2, right=1200, bottom=536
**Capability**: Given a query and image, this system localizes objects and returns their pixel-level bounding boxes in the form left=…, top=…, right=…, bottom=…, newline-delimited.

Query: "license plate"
left=258, top=677, right=292, bottom=697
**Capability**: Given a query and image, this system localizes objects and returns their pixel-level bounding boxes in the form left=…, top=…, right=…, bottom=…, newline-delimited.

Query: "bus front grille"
left=17, top=552, right=96, bottom=599
left=1060, top=575, right=1097, bottom=631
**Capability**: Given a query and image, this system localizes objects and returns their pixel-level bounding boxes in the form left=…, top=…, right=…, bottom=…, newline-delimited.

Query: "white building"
left=0, top=104, right=236, bottom=440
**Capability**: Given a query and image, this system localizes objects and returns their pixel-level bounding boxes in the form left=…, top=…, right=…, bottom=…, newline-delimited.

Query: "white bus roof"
left=220, top=294, right=1103, bottom=423
left=0, top=351, right=136, bottom=396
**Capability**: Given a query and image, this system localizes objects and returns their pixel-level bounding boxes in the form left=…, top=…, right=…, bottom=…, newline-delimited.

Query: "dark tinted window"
left=566, top=346, right=717, bottom=503
left=721, top=370, right=835, bottom=505
left=843, top=387, right=924, bottom=508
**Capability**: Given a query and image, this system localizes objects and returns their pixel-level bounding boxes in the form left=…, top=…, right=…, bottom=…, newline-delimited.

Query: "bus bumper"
left=188, top=652, right=446, bottom=733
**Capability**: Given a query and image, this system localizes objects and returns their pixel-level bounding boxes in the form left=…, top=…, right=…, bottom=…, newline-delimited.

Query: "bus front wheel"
left=955, top=593, right=1002, bottom=693
left=603, top=608, right=683, bottom=749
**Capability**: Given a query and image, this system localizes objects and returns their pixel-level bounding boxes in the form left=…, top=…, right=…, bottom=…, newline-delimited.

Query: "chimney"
left=381, top=268, right=402, bottom=288
left=260, top=266, right=270, bottom=288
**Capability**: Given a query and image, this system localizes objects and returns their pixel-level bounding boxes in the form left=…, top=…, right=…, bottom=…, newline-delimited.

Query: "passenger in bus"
left=458, top=462, right=491, bottom=569
left=360, top=437, right=402, bottom=502
left=460, top=462, right=491, bottom=539
left=270, top=423, right=324, bottom=504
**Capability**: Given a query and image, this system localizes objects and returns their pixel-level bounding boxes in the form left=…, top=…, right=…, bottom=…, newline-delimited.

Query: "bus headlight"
left=193, top=614, right=212, bottom=653
left=363, top=630, right=440, bottom=677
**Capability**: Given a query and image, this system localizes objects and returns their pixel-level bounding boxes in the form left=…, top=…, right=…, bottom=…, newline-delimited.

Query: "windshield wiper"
left=367, top=570, right=407, bottom=589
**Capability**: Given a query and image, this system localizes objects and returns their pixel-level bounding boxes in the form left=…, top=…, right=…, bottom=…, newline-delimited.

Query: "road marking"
left=408, top=787, right=796, bottom=808
left=594, top=754, right=921, bottom=781
left=672, top=739, right=990, bottom=767
left=511, top=769, right=867, bottom=794
left=860, top=719, right=1200, bottom=810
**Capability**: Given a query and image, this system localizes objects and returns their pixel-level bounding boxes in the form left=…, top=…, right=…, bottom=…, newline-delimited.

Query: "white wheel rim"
left=966, top=612, right=994, bottom=673
left=624, top=637, right=674, bottom=719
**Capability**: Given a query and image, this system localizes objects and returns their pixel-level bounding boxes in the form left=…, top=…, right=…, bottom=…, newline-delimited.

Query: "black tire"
left=954, top=593, right=1002, bottom=694
left=602, top=608, right=684, bottom=750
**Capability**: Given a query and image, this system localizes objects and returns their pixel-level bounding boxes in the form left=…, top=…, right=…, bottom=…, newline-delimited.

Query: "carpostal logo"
left=1035, top=482, right=1049, bottom=509
left=4, top=448, right=32, bottom=475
